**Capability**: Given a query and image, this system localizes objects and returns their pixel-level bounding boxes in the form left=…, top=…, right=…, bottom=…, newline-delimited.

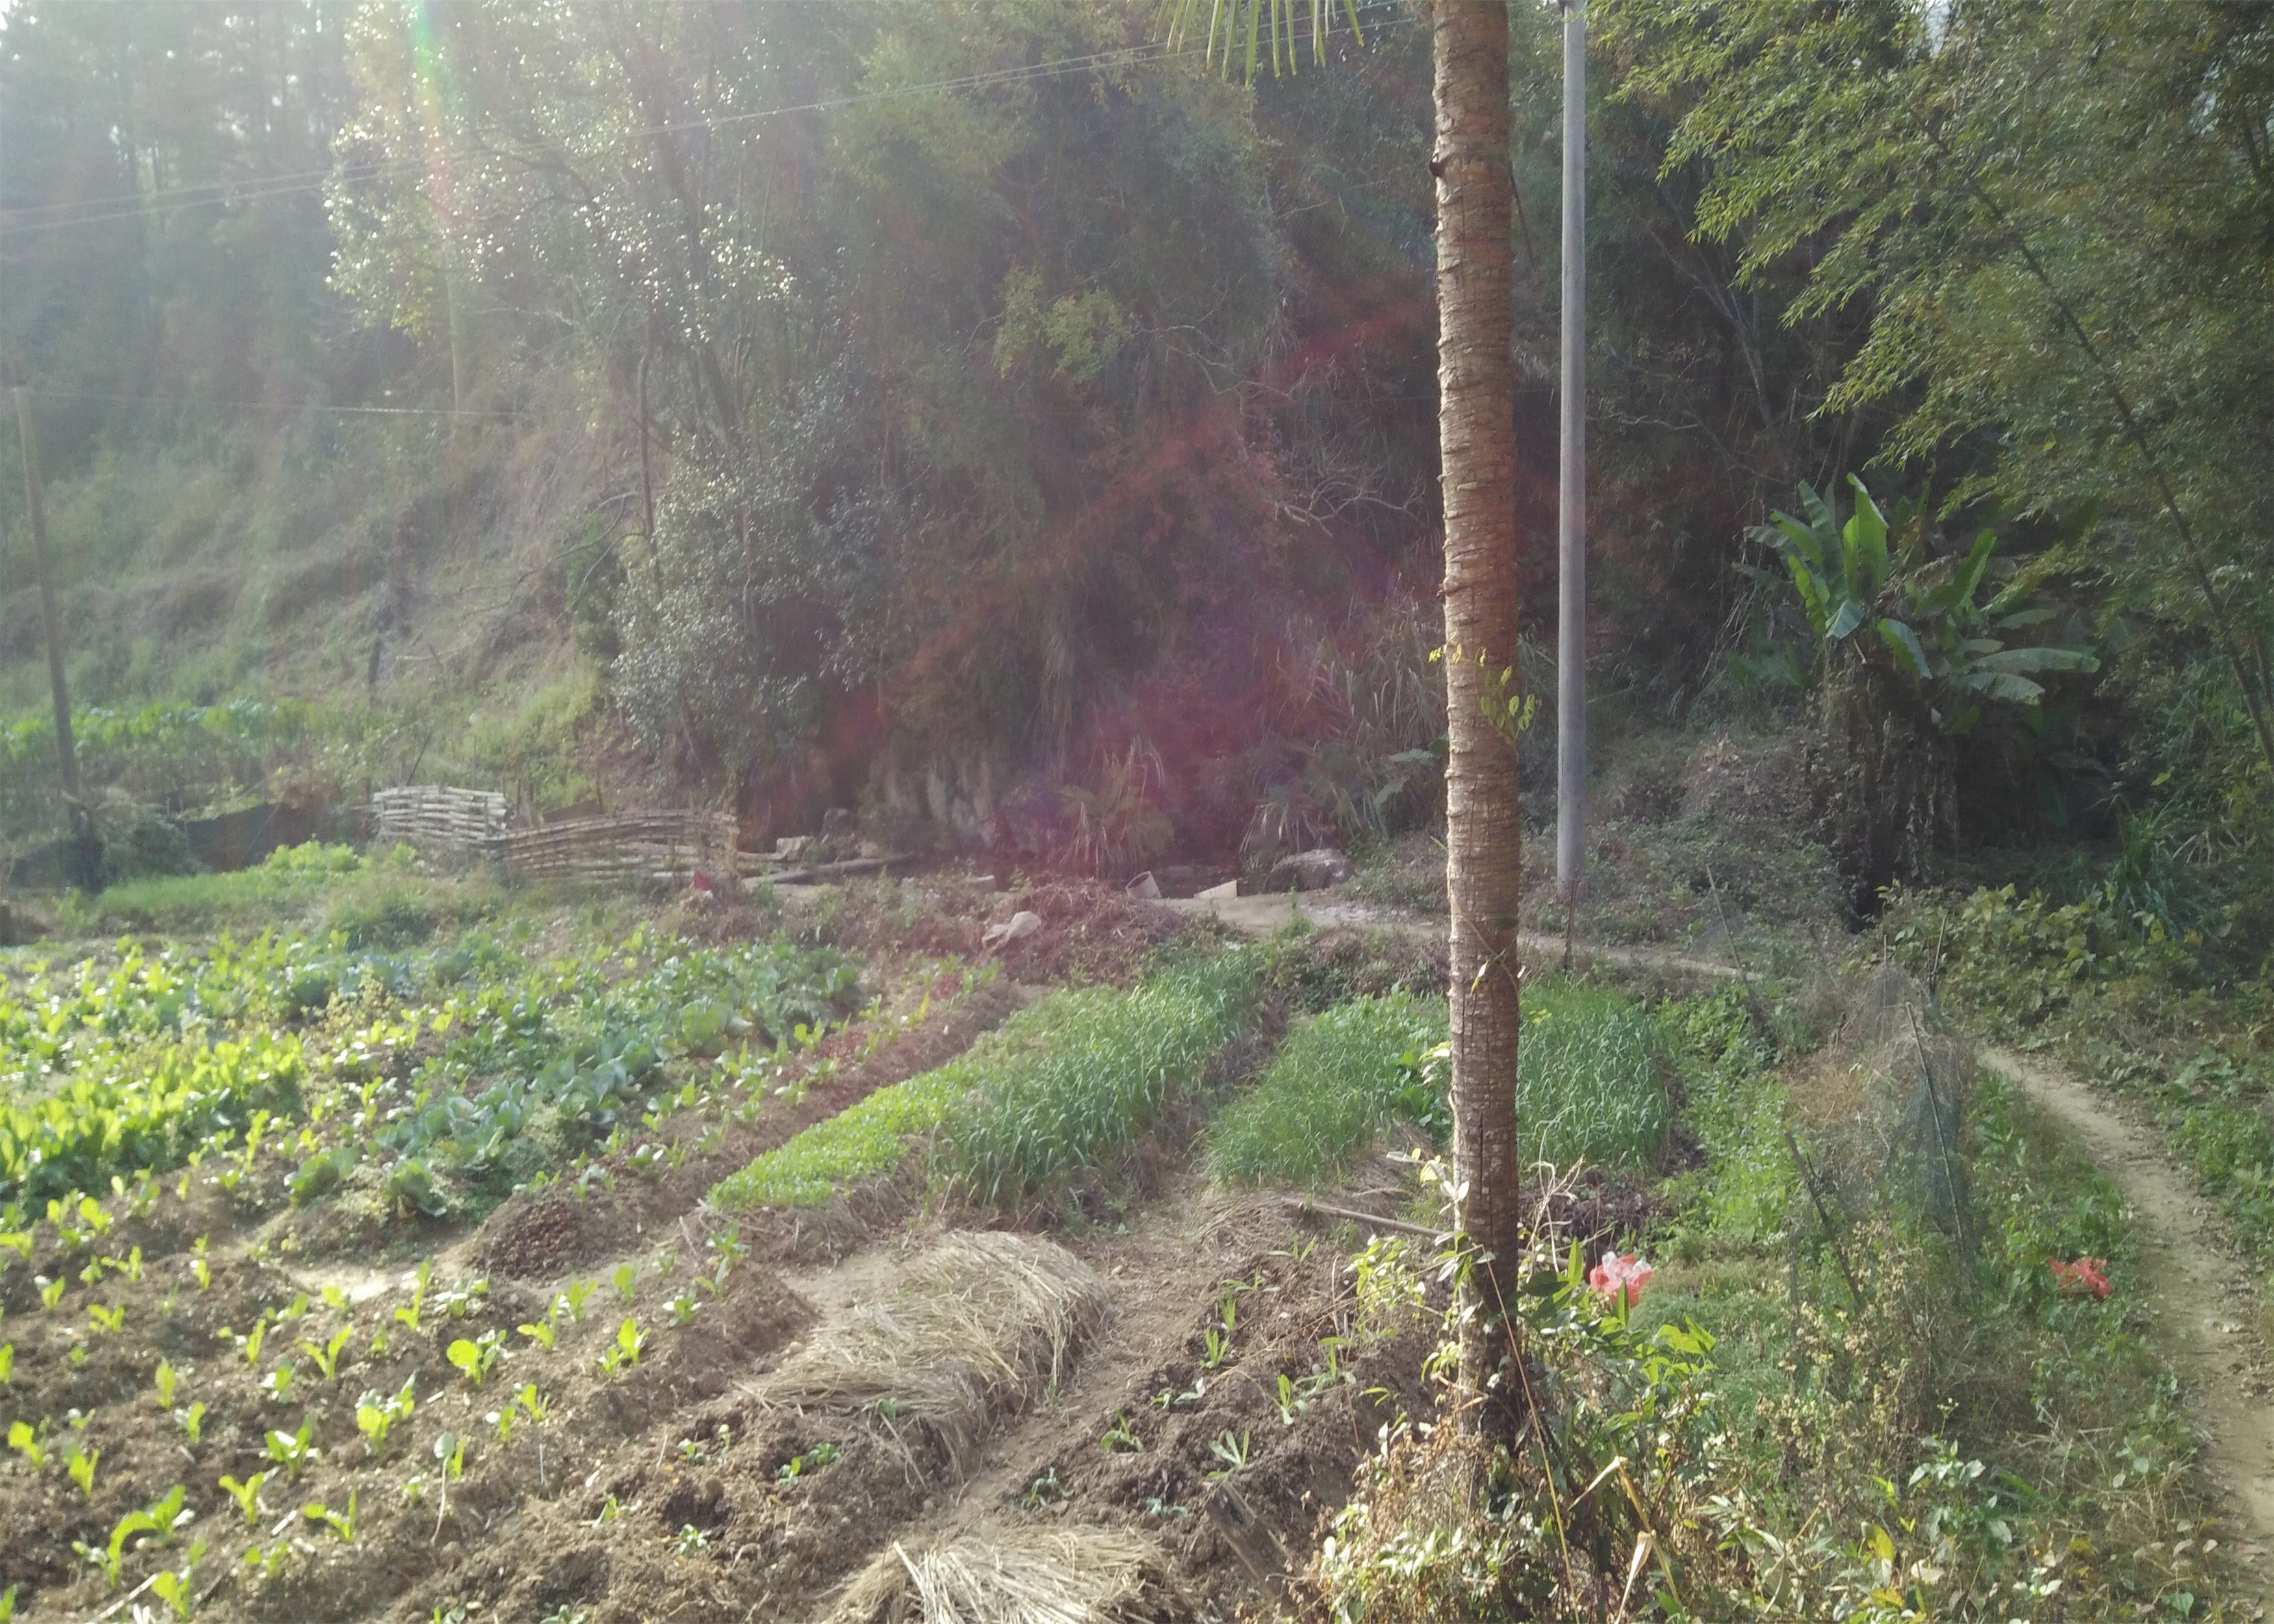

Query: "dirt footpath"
left=1985, top=1047, right=2274, bottom=1601
left=1164, top=892, right=1750, bottom=980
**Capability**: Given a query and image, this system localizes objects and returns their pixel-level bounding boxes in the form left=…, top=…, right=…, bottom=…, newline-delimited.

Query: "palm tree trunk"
left=1433, top=0, right=1525, bottom=1401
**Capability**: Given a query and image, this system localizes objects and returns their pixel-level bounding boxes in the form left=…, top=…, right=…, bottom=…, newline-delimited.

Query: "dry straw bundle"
left=828, top=1526, right=1181, bottom=1624
left=750, top=1232, right=1108, bottom=1473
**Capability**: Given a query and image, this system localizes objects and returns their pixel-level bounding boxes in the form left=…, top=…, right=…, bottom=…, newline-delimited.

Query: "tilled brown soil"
left=0, top=936, right=1446, bottom=1623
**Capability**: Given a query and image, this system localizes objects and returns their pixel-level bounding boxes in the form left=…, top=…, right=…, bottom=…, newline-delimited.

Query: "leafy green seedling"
left=674, top=1523, right=708, bottom=1556
left=394, top=1259, right=433, bottom=1332
left=301, top=1325, right=353, bottom=1382
left=1206, top=1428, right=1251, bottom=1477
left=224, top=1318, right=268, bottom=1367
left=301, top=1490, right=357, bottom=1543
left=1200, top=1326, right=1231, bottom=1369
left=559, top=1280, right=597, bottom=1321
left=264, top=1418, right=318, bottom=1479
left=667, top=1293, right=700, bottom=1328
left=1100, top=1411, right=1143, bottom=1453
left=321, top=1285, right=350, bottom=1313
left=517, top=1317, right=556, bottom=1351
left=434, top=1430, right=466, bottom=1483
left=175, top=1401, right=207, bottom=1445
left=149, top=1542, right=207, bottom=1621
left=513, top=1383, right=550, bottom=1425
left=241, top=1540, right=288, bottom=1580
left=153, top=1358, right=179, bottom=1409
left=220, top=1470, right=271, bottom=1527
left=611, top=1263, right=637, bottom=1303
left=81, top=1483, right=194, bottom=1582
left=8, top=1419, right=47, bottom=1471
left=37, top=1276, right=64, bottom=1311
left=190, top=1237, right=211, bottom=1292
left=0, top=1344, right=13, bottom=1386
left=594, top=1316, right=648, bottom=1376
left=446, top=1329, right=507, bottom=1389
left=0, top=1230, right=29, bottom=1262
left=775, top=1442, right=840, bottom=1483
left=357, top=1377, right=417, bottom=1455
left=66, top=1441, right=99, bottom=1497
left=261, top=1360, right=297, bottom=1404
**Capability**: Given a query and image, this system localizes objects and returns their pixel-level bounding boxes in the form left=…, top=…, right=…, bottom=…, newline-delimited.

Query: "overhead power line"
left=23, top=388, right=531, bottom=420
left=0, top=4, right=1411, bottom=241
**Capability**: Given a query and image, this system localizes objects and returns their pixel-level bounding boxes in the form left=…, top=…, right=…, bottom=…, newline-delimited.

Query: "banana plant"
left=1755, top=476, right=2098, bottom=733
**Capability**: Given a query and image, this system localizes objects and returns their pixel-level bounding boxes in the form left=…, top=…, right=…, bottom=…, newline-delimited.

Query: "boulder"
left=1266, top=848, right=1351, bottom=892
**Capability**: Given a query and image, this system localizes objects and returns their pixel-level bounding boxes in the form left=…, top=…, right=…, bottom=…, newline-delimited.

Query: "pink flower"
left=1588, top=1251, right=1654, bottom=1309
left=2049, top=1257, right=2113, bottom=1300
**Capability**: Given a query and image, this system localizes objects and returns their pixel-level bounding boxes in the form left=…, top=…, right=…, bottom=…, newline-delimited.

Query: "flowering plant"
left=1588, top=1251, right=1655, bottom=1310
left=2048, top=1256, right=2112, bottom=1300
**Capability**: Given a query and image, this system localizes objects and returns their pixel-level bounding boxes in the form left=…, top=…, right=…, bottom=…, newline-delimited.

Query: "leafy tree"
left=1603, top=0, right=2274, bottom=824
left=1747, top=475, right=2097, bottom=891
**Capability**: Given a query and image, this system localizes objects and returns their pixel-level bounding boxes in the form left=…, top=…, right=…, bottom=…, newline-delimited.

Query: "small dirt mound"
left=752, top=1232, right=1108, bottom=1475
left=993, top=880, right=1195, bottom=986
left=829, top=1525, right=1183, bottom=1624
left=472, top=1189, right=591, bottom=1277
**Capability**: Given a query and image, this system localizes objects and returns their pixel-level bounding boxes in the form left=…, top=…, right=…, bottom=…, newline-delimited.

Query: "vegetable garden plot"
left=713, top=950, right=1262, bottom=1213
left=1205, top=980, right=1669, bottom=1191
left=0, top=926, right=863, bottom=1220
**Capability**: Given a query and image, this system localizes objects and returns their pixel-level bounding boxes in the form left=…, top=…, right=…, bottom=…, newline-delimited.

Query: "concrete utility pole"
left=12, top=386, right=90, bottom=878
left=1555, top=0, right=1588, bottom=915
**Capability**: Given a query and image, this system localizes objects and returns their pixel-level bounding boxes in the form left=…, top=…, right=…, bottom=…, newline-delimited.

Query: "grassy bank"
left=1316, top=984, right=2225, bottom=1620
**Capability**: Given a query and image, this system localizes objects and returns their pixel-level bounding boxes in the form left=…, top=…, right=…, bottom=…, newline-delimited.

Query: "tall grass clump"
left=1206, top=982, right=1667, bottom=1186
left=944, top=952, right=1260, bottom=1206
left=711, top=950, right=1261, bottom=1211
left=1515, top=983, right=1670, bottom=1170
left=1207, top=991, right=1449, bottom=1187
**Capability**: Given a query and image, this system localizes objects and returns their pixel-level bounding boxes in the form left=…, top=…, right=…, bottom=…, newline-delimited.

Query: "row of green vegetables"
left=712, top=950, right=1672, bottom=1212
left=1, top=923, right=864, bottom=1217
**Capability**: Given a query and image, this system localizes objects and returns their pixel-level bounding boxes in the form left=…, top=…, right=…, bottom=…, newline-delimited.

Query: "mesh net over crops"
left=748, top=1232, right=1108, bottom=1476
left=1808, top=965, right=1978, bottom=1249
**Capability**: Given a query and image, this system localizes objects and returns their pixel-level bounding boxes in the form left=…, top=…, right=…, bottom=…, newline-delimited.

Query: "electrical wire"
left=19, top=387, right=531, bottom=420
left=0, top=3, right=1412, bottom=240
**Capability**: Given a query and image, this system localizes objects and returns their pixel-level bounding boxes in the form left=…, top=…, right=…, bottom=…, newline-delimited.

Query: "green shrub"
left=1207, top=991, right=1448, bottom=1187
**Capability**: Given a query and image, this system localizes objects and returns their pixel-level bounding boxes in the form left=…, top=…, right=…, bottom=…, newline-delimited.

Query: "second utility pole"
left=1555, top=0, right=1588, bottom=943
